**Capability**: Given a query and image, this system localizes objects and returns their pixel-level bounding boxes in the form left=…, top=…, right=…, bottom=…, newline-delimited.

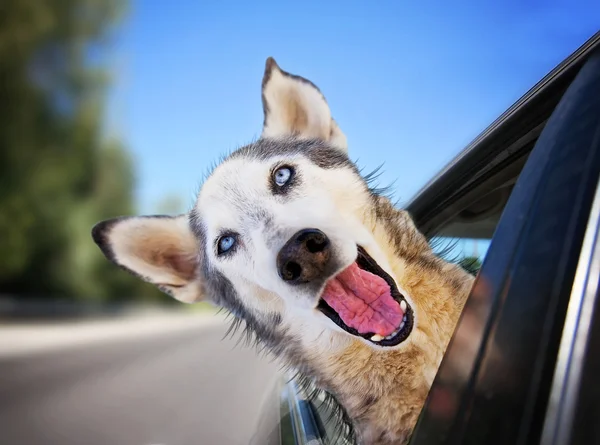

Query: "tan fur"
left=284, top=89, right=309, bottom=135
left=96, top=216, right=203, bottom=303
left=288, top=196, right=473, bottom=445
left=261, top=57, right=348, bottom=151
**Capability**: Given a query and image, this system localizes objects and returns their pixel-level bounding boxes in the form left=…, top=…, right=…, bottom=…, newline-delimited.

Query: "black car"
left=253, top=29, right=600, bottom=445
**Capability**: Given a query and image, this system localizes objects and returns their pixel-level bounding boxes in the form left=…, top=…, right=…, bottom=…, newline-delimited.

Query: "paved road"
left=0, top=313, right=282, bottom=445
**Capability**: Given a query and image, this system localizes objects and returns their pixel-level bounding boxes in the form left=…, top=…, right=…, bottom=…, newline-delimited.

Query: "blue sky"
left=106, top=1, right=598, bottom=256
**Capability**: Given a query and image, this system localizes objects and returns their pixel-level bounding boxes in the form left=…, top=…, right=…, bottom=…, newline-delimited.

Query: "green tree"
left=0, top=0, right=163, bottom=303
left=155, top=194, right=187, bottom=215
left=458, top=256, right=483, bottom=276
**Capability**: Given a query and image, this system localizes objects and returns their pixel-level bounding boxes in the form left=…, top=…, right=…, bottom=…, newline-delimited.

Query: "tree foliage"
left=155, top=194, right=187, bottom=216
left=458, top=256, right=483, bottom=276
left=0, top=0, right=164, bottom=302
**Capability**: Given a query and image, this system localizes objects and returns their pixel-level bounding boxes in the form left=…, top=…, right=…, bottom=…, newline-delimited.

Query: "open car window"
left=406, top=32, right=600, bottom=267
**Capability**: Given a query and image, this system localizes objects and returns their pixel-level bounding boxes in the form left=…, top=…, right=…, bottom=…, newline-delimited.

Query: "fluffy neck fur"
left=276, top=197, right=473, bottom=445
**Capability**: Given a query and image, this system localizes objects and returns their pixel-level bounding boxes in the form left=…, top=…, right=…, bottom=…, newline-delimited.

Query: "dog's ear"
left=91, top=215, right=204, bottom=304
left=261, top=57, right=347, bottom=152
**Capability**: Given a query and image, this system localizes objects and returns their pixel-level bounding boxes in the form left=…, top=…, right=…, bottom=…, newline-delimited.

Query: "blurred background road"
left=0, top=310, right=281, bottom=445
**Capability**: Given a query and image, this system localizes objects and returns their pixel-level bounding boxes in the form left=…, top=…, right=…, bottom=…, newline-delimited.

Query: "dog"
left=92, top=57, right=474, bottom=445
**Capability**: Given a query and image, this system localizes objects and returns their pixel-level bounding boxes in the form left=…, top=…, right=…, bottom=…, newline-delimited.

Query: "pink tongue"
left=321, top=262, right=404, bottom=336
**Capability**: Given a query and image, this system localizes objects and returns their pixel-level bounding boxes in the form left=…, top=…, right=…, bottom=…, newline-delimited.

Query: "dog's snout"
left=277, top=229, right=331, bottom=284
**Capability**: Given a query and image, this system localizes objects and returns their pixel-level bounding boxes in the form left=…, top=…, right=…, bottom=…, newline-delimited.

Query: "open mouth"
left=317, top=246, right=414, bottom=347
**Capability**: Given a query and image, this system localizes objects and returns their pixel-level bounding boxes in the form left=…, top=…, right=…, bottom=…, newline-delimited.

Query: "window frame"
left=408, top=31, right=600, bottom=445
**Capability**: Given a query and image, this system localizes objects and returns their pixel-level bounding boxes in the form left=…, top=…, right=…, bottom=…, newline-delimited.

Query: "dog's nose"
left=277, top=229, right=331, bottom=284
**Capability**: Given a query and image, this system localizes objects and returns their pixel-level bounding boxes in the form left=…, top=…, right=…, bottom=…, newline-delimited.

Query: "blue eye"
left=217, top=235, right=236, bottom=255
left=274, top=166, right=293, bottom=186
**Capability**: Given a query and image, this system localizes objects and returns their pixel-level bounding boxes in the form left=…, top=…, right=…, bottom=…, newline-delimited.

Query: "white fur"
left=199, top=155, right=365, bottom=308
left=197, top=152, right=413, bottom=352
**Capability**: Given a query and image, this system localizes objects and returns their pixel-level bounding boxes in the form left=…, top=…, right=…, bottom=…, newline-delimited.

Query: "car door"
left=408, top=30, right=600, bottom=445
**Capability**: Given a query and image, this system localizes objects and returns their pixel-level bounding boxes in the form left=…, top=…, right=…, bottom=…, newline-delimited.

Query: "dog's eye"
left=273, top=166, right=293, bottom=187
left=217, top=235, right=236, bottom=255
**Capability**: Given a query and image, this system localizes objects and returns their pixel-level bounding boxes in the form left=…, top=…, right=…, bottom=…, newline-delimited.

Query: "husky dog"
left=92, top=58, right=474, bottom=445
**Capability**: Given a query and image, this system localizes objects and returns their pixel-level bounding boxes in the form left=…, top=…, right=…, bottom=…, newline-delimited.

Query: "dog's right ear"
left=261, top=57, right=347, bottom=152
left=91, top=215, right=205, bottom=304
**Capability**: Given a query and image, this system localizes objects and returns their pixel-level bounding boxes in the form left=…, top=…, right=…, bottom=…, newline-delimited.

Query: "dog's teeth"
left=371, top=334, right=384, bottom=342
left=400, top=300, right=407, bottom=312
left=403, top=315, right=407, bottom=322
left=385, top=329, right=400, bottom=340
left=400, top=321, right=405, bottom=330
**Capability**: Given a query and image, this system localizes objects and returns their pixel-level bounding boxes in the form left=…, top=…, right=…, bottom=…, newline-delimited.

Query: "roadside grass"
left=184, top=301, right=220, bottom=314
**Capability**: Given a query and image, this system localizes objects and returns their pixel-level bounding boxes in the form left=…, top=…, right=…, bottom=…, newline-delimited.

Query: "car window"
left=431, top=236, right=490, bottom=276
left=427, top=180, right=517, bottom=276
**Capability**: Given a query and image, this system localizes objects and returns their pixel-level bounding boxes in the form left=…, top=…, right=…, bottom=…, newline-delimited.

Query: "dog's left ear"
left=261, top=57, right=347, bottom=152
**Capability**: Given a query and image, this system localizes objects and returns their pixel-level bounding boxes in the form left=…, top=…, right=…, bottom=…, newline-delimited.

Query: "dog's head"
left=92, top=58, right=415, bottom=353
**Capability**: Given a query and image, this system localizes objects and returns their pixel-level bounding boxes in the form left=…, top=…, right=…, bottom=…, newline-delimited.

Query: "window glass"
left=432, top=237, right=492, bottom=276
